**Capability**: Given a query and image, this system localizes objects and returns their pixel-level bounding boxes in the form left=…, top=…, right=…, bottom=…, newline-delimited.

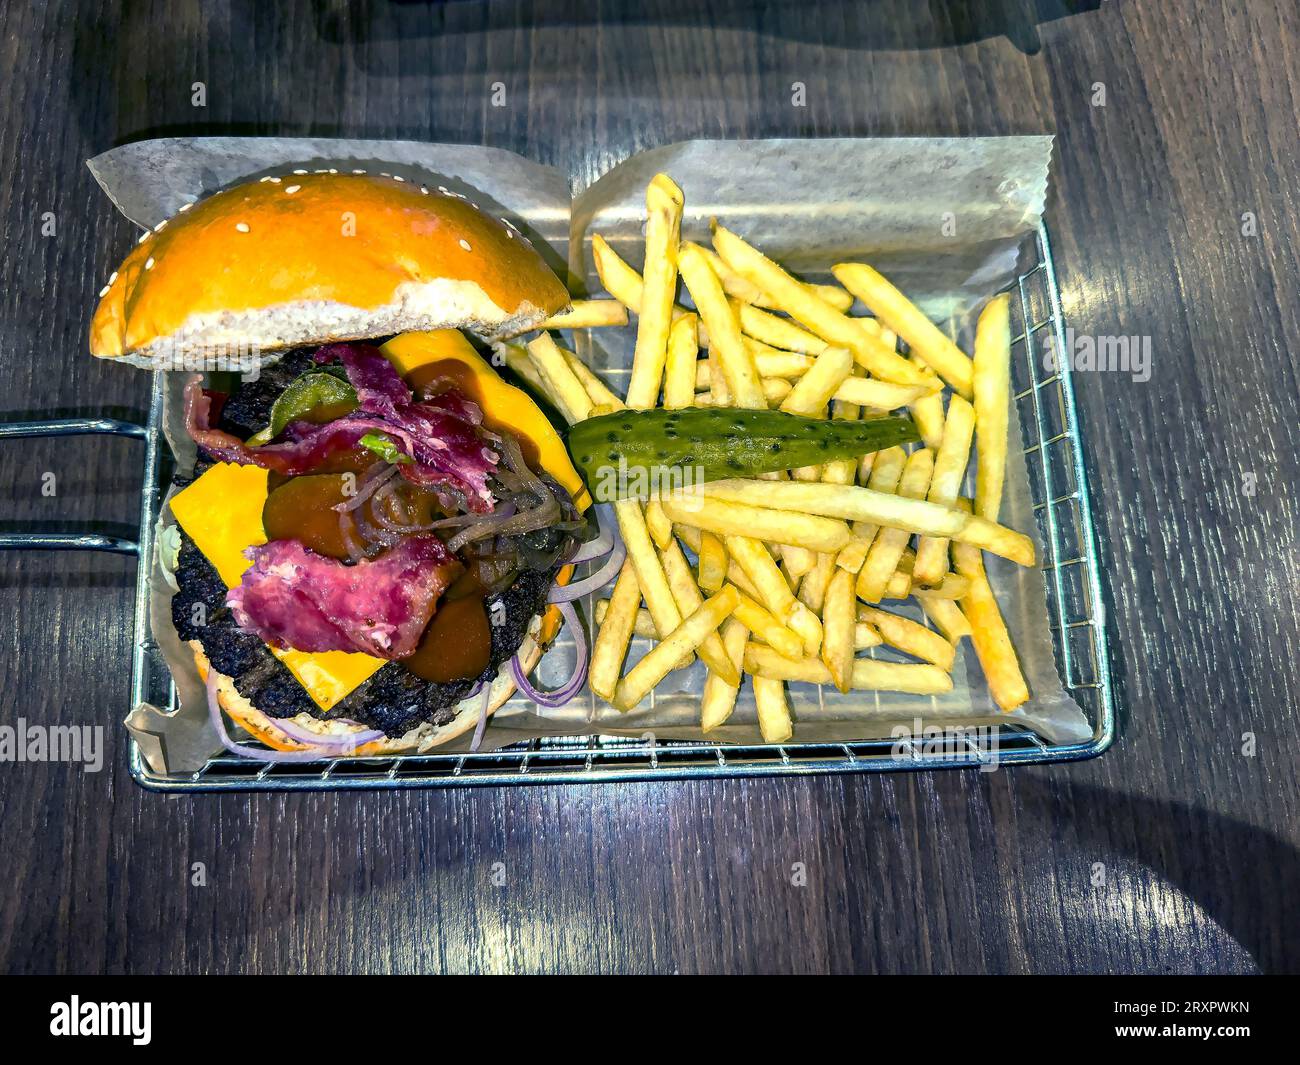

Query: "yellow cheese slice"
left=168, top=330, right=586, bottom=712
left=381, top=330, right=591, bottom=511
left=272, top=648, right=384, bottom=711
left=168, top=462, right=269, bottom=587
left=168, top=462, right=384, bottom=710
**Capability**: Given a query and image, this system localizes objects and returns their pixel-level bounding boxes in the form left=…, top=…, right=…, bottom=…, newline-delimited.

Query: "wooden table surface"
left=1, top=0, right=1296, bottom=974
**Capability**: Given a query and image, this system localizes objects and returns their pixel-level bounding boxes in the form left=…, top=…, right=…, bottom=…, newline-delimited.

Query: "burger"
left=91, top=170, right=607, bottom=758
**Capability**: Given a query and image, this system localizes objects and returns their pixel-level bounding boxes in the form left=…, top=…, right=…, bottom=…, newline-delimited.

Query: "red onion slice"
left=206, top=668, right=354, bottom=763
left=510, top=600, right=588, bottom=708
left=336, top=463, right=400, bottom=513
left=570, top=504, right=615, bottom=564
left=548, top=536, right=626, bottom=603
left=469, top=680, right=494, bottom=752
left=269, top=715, right=385, bottom=750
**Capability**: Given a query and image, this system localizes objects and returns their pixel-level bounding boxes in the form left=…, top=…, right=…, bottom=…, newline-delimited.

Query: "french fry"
left=695, top=479, right=1034, bottom=566
left=703, top=475, right=957, bottom=533
left=613, top=585, right=739, bottom=710
left=625, top=175, right=684, bottom=408
left=857, top=448, right=875, bottom=486
left=855, top=621, right=884, bottom=650
left=753, top=478, right=818, bottom=578
left=778, top=542, right=817, bottom=578
left=884, top=547, right=916, bottom=600
left=526, top=332, right=593, bottom=423
left=560, top=347, right=626, bottom=411
left=731, top=589, right=804, bottom=660
left=590, top=234, right=649, bottom=311
left=705, top=345, right=732, bottom=405
left=908, top=360, right=946, bottom=450
left=536, top=299, right=628, bottom=333
left=674, top=522, right=701, bottom=553
left=911, top=572, right=973, bottom=600
left=849, top=445, right=907, bottom=549
left=779, top=346, right=854, bottom=417
left=857, top=605, right=957, bottom=671
left=973, top=292, right=1011, bottom=522
left=701, top=617, right=748, bottom=732
left=953, top=541, right=1029, bottom=711
left=695, top=243, right=853, bottom=313
left=914, top=394, right=976, bottom=585
left=752, top=674, right=793, bottom=743
left=726, top=560, right=763, bottom=601
left=797, top=552, right=837, bottom=614
left=594, top=602, right=694, bottom=671
left=694, top=350, right=814, bottom=387
left=820, top=568, right=857, bottom=692
left=745, top=336, right=800, bottom=363
left=678, top=242, right=766, bottom=409
left=693, top=378, right=792, bottom=406
left=697, top=530, right=727, bottom=592
left=857, top=448, right=936, bottom=603
left=693, top=243, right=768, bottom=304
left=704, top=244, right=796, bottom=310
left=834, top=376, right=933, bottom=411
left=820, top=397, right=860, bottom=486
left=613, top=498, right=682, bottom=639
left=644, top=498, right=673, bottom=549
left=499, top=341, right=554, bottom=403
left=744, top=645, right=953, bottom=694
left=919, top=596, right=971, bottom=644
left=787, top=601, right=823, bottom=655
left=662, top=495, right=850, bottom=554
left=735, top=301, right=830, bottom=354
left=764, top=378, right=794, bottom=404
left=957, top=516, right=1035, bottom=568
left=712, top=223, right=927, bottom=387
left=677, top=524, right=766, bottom=602
left=663, top=313, right=700, bottom=409
left=596, top=597, right=658, bottom=640
left=832, top=262, right=975, bottom=398
left=591, top=234, right=701, bottom=338
left=660, top=540, right=741, bottom=684
left=589, top=560, right=641, bottom=702
left=834, top=537, right=872, bottom=575
left=723, top=535, right=796, bottom=621
left=811, top=285, right=855, bottom=313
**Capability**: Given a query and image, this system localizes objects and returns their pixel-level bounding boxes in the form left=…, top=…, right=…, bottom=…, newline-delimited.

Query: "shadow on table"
left=1013, top=775, right=1299, bottom=974
left=325, top=0, right=1102, bottom=57
left=66, top=0, right=1103, bottom=156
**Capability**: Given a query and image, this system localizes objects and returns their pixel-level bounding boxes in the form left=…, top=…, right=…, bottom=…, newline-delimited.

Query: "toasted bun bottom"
left=192, top=615, right=551, bottom=756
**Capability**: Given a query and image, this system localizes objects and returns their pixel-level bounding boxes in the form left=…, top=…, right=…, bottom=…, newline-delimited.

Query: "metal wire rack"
left=2, top=223, right=1113, bottom=790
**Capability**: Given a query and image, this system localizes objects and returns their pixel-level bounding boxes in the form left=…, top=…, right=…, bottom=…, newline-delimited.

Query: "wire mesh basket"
left=1, top=222, right=1113, bottom=790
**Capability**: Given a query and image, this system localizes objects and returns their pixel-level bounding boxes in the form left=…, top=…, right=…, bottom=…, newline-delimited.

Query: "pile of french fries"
left=504, top=173, right=1032, bottom=741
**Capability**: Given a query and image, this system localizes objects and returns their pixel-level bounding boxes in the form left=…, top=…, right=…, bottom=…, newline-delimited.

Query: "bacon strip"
left=184, top=343, right=500, bottom=511
left=226, top=536, right=462, bottom=659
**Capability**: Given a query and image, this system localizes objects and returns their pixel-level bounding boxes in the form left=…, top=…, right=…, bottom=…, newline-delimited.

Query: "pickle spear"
left=568, top=407, right=919, bottom=501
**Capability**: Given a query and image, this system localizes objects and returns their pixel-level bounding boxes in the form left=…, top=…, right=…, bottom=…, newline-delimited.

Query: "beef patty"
left=171, top=347, right=569, bottom=737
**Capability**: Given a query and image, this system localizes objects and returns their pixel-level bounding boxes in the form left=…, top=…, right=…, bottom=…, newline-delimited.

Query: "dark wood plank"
left=0, top=0, right=1296, bottom=974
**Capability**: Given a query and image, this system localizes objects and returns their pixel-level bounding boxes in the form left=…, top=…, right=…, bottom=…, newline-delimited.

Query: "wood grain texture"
left=0, top=0, right=1296, bottom=974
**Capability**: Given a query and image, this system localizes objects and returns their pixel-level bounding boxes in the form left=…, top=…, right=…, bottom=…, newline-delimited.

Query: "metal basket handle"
left=0, top=413, right=157, bottom=555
